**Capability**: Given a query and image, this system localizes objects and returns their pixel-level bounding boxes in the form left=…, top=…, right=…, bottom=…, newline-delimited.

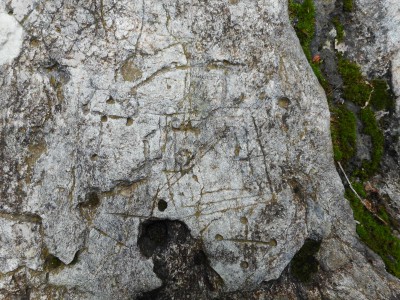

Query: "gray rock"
left=0, top=0, right=399, bottom=299
left=0, top=216, right=42, bottom=273
left=342, top=0, right=400, bottom=227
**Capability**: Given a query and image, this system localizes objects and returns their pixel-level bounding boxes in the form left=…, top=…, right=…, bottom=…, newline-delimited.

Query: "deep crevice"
left=136, top=219, right=223, bottom=300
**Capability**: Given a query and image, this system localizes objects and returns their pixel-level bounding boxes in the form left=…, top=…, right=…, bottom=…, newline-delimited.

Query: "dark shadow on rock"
left=289, top=238, right=322, bottom=284
left=136, top=219, right=224, bottom=300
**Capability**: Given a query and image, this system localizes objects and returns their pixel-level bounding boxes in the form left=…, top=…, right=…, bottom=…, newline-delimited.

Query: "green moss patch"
left=289, top=0, right=315, bottom=61
left=343, top=0, right=353, bottom=12
left=44, top=254, right=63, bottom=270
left=288, top=0, right=400, bottom=281
left=360, top=107, right=384, bottom=177
left=42, top=247, right=65, bottom=271
left=330, top=105, right=357, bottom=162
left=289, top=0, right=329, bottom=90
left=337, top=55, right=373, bottom=106
left=337, top=57, right=394, bottom=111
left=336, top=57, right=387, bottom=177
left=333, top=18, right=345, bottom=43
left=290, top=239, right=322, bottom=283
left=370, top=79, right=395, bottom=111
left=345, top=186, right=400, bottom=277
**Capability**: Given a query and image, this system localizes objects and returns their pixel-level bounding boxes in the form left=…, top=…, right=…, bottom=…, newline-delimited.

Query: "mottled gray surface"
left=0, top=0, right=399, bottom=299
left=340, top=0, right=400, bottom=215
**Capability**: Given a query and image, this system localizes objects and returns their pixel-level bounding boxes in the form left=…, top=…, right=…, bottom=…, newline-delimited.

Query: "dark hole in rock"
left=194, top=250, right=207, bottom=265
left=78, top=191, right=101, bottom=222
left=101, top=115, right=108, bottom=122
left=137, top=219, right=223, bottom=299
left=147, top=221, right=168, bottom=246
left=69, top=250, right=81, bottom=266
left=106, top=96, right=115, bottom=104
left=20, top=294, right=30, bottom=300
left=82, top=103, right=89, bottom=114
left=288, top=178, right=305, bottom=203
left=126, top=117, right=134, bottom=126
left=278, top=97, right=290, bottom=109
left=157, top=199, right=168, bottom=212
left=215, top=234, right=224, bottom=241
left=138, top=220, right=168, bottom=258
left=44, top=254, right=64, bottom=271
left=81, top=192, right=100, bottom=208
left=290, top=238, right=322, bottom=283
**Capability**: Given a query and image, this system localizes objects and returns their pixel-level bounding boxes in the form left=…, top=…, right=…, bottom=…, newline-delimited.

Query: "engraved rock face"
left=0, top=0, right=399, bottom=299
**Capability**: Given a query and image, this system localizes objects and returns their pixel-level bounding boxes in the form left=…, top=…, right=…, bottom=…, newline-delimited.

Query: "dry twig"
left=337, top=161, right=388, bottom=225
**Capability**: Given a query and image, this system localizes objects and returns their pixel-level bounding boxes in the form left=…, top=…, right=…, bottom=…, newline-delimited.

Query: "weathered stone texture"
left=0, top=0, right=399, bottom=299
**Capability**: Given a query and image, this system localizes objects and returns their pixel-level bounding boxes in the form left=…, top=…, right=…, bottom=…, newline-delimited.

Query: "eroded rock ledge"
left=0, top=0, right=399, bottom=299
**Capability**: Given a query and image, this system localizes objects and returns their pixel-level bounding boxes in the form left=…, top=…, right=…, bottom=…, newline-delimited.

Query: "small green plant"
left=343, top=0, right=353, bottom=12
left=333, top=18, right=345, bottom=43
left=330, top=105, right=357, bottom=162
left=336, top=56, right=387, bottom=177
left=360, top=107, right=384, bottom=176
left=370, top=79, right=395, bottom=111
left=337, top=55, right=373, bottom=106
left=345, top=187, right=400, bottom=278
left=42, top=247, right=64, bottom=271
left=288, top=0, right=316, bottom=61
left=289, top=0, right=329, bottom=90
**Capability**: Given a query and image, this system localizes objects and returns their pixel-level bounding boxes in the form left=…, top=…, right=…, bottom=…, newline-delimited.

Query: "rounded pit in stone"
left=158, top=199, right=168, bottom=212
left=240, top=261, right=249, bottom=269
left=126, top=117, right=134, bottom=126
left=215, top=234, right=224, bottom=241
left=278, top=97, right=291, bottom=109
left=106, top=97, right=115, bottom=105
left=240, top=217, right=248, bottom=224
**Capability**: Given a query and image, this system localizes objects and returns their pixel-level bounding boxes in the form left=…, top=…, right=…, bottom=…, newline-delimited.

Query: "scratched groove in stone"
left=0, top=0, right=399, bottom=299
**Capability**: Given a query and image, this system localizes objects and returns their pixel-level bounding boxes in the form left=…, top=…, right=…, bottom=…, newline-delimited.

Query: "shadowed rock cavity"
left=137, top=219, right=223, bottom=299
left=289, top=238, right=322, bottom=284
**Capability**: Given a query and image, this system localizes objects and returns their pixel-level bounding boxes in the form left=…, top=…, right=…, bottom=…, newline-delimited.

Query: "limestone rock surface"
left=0, top=0, right=399, bottom=299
